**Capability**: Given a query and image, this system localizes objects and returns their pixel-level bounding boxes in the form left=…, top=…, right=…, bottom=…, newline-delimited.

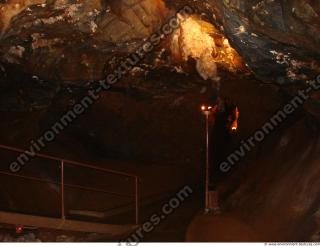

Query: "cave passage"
left=0, top=0, right=320, bottom=243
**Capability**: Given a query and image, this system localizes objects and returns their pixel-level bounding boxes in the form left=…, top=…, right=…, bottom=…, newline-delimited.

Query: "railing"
left=0, top=144, right=140, bottom=225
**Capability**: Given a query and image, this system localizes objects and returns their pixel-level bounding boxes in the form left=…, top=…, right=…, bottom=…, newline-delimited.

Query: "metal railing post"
left=0, top=144, right=142, bottom=225
left=60, top=160, right=65, bottom=220
left=135, top=176, right=139, bottom=225
left=205, top=114, right=210, bottom=210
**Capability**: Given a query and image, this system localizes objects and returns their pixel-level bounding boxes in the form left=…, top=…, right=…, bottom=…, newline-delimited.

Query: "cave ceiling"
left=0, top=0, right=319, bottom=113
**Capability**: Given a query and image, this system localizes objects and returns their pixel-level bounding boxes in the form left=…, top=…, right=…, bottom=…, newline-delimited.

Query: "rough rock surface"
left=1, top=0, right=319, bottom=83
left=0, top=0, right=167, bottom=83
left=0, top=0, right=319, bottom=113
left=166, top=0, right=320, bottom=119
left=0, top=0, right=319, bottom=242
left=167, top=0, right=320, bottom=83
left=0, top=1, right=319, bottom=81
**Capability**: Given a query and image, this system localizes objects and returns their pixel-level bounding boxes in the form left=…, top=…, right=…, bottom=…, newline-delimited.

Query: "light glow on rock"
left=170, top=15, right=244, bottom=81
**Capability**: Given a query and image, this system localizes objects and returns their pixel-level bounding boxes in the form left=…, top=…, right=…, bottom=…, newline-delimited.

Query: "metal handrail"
left=0, top=144, right=140, bottom=224
left=0, top=170, right=134, bottom=198
left=0, top=144, right=137, bottom=178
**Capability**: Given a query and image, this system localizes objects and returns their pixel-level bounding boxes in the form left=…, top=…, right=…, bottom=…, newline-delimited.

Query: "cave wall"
left=0, top=0, right=167, bottom=83
left=0, top=0, right=319, bottom=241
left=2, top=0, right=319, bottom=85
left=167, top=0, right=320, bottom=120
left=221, top=115, right=320, bottom=241
left=1, top=0, right=319, bottom=116
left=176, top=0, right=320, bottom=83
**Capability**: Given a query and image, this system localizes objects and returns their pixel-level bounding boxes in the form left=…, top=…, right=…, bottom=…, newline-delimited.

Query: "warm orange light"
left=201, top=105, right=217, bottom=114
left=170, top=15, right=245, bottom=77
left=230, top=107, right=240, bottom=132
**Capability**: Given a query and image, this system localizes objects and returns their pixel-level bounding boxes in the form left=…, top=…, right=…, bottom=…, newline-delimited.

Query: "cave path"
left=186, top=213, right=260, bottom=242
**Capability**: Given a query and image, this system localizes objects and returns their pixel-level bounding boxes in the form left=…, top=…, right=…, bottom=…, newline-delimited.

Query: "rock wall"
left=0, top=0, right=168, bottom=83
left=206, top=0, right=320, bottom=83
left=221, top=116, right=320, bottom=241
left=0, top=0, right=45, bottom=33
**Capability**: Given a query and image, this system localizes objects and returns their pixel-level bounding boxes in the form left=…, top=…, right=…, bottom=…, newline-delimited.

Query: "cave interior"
left=0, top=0, right=320, bottom=242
